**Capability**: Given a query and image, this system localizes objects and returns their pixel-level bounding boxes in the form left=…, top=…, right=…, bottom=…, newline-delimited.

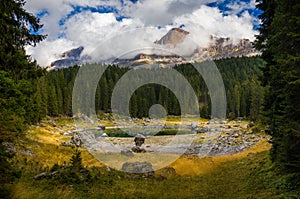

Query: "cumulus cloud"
left=25, top=0, right=259, bottom=67
left=25, top=39, right=77, bottom=66
left=174, top=5, right=257, bottom=44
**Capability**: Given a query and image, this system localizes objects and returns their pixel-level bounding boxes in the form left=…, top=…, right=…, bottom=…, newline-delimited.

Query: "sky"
left=24, top=0, right=261, bottom=67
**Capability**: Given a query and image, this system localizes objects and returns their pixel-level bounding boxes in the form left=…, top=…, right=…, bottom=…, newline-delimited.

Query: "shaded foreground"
left=4, top=118, right=298, bottom=198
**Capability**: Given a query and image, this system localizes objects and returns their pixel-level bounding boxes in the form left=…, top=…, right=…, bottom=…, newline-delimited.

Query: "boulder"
left=121, top=150, right=134, bottom=157
left=191, top=122, right=198, bottom=130
left=197, top=127, right=208, bottom=133
left=134, top=134, right=145, bottom=147
left=160, top=167, right=176, bottom=177
left=131, top=146, right=146, bottom=153
left=71, top=134, right=81, bottom=147
left=121, top=161, right=154, bottom=176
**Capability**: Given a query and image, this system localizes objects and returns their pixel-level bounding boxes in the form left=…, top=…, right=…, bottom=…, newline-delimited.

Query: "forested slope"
left=40, top=57, right=265, bottom=119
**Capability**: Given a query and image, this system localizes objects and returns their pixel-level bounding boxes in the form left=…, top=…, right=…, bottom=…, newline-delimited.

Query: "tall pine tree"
left=255, top=0, right=300, bottom=172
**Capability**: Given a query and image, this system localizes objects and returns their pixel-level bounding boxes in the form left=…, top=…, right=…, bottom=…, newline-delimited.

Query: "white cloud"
left=26, top=39, right=77, bottom=66
left=24, top=0, right=259, bottom=67
left=173, top=5, right=257, bottom=44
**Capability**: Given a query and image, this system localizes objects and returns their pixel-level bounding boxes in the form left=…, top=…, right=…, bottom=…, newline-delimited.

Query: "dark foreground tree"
left=0, top=0, right=46, bottom=197
left=255, top=0, right=300, bottom=172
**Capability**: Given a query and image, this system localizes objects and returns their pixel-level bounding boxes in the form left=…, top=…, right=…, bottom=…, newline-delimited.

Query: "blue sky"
left=25, top=0, right=261, bottom=66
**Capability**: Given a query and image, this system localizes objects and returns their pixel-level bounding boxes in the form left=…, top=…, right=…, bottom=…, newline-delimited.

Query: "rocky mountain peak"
left=155, top=28, right=189, bottom=46
left=199, top=36, right=260, bottom=60
left=47, top=46, right=84, bottom=71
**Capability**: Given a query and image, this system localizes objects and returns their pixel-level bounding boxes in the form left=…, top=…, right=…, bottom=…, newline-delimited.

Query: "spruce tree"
left=255, top=0, right=300, bottom=172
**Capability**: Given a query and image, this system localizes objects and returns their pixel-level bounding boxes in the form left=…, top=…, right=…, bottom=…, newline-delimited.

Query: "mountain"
left=198, top=36, right=261, bottom=60
left=48, top=28, right=261, bottom=70
left=47, top=46, right=84, bottom=71
left=115, top=28, right=260, bottom=68
left=154, top=28, right=189, bottom=46
left=113, top=53, right=186, bottom=68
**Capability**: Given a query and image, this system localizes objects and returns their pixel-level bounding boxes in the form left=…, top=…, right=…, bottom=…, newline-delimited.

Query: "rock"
left=60, top=141, right=73, bottom=147
left=247, top=122, right=255, bottom=128
left=163, top=125, right=172, bottom=129
left=34, top=172, right=48, bottom=180
left=121, top=150, right=134, bottom=157
left=48, top=121, right=56, bottom=127
left=237, top=117, right=244, bottom=121
left=233, top=133, right=239, bottom=138
left=39, top=123, right=47, bottom=127
left=2, top=142, right=17, bottom=153
left=131, top=146, right=146, bottom=153
left=98, top=125, right=105, bottom=130
left=220, top=120, right=227, bottom=124
left=197, top=127, right=208, bottom=133
left=101, top=133, right=108, bottom=137
left=191, top=122, right=198, bottom=130
left=71, top=134, right=81, bottom=147
left=80, top=168, right=90, bottom=174
left=160, top=167, right=176, bottom=177
left=61, top=130, right=74, bottom=136
left=157, top=174, right=167, bottom=181
left=24, top=148, right=34, bottom=156
left=134, top=134, right=145, bottom=147
left=121, top=161, right=154, bottom=176
left=48, top=171, right=58, bottom=178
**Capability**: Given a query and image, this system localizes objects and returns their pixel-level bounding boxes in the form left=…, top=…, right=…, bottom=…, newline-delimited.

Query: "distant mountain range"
left=47, top=28, right=261, bottom=70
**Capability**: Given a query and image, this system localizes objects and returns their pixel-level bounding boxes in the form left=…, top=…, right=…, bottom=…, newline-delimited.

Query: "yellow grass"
left=172, top=140, right=271, bottom=176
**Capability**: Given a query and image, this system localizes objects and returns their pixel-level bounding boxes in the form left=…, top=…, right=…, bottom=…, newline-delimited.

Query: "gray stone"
left=24, top=148, right=34, bottom=156
left=48, top=121, right=56, bottom=127
left=247, top=122, right=255, bottom=128
left=101, top=133, right=108, bottom=137
left=191, top=122, right=198, bottom=130
left=134, top=134, right=145, bottom=147
left=60, top=141, right=73, bottom=147
left=98, top=125, right=105, bottom=130
left=121, top=161, right=154, bottom=176
left=2, top=142, right=17, bottom=153
left=131, top=146, right=146, bottom=153
left=34, top=172, right=48, bottom=180
left=160, top=167, right=176, bottom=177
left=71, top=134, right=81, bottom=147
left=62, top=130, right=74, bottom=136
left=121, top=150, right=134, bottom=157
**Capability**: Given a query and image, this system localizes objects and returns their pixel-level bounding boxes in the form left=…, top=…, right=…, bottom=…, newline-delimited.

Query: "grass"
left=9, top=150, right=279, bottom=199
left=4, top=117, right=296, bottom=198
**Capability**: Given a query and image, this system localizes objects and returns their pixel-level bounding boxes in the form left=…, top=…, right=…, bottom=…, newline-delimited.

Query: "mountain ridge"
left=48, top=28, right=261, bottom=70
